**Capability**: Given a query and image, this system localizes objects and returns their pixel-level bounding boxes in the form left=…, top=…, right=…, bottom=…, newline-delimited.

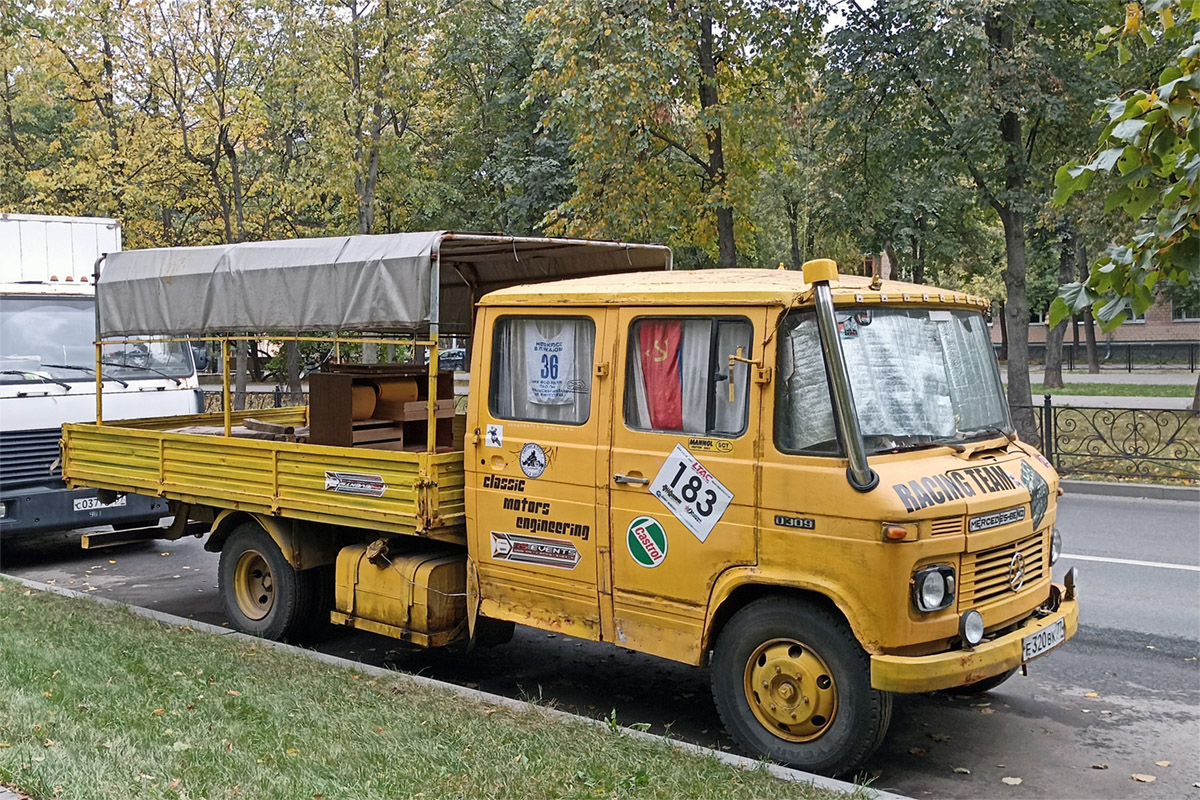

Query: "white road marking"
left=1061, top=553, right=1200, bottom=572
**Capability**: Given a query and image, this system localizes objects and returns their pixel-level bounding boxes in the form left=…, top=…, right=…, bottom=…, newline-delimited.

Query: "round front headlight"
left=1050, top=527, right=1062, bottom=565
left=960, top=610, right=985, bottom=647
left=919, top=571, right=946, bottom=610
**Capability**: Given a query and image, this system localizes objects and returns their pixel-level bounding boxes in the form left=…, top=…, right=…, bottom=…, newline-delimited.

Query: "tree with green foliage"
left=529, top=0, right=821, bottom=268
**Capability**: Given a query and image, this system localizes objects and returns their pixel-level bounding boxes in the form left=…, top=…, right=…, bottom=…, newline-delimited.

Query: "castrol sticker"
left=626, top=516, right=668, bottom=568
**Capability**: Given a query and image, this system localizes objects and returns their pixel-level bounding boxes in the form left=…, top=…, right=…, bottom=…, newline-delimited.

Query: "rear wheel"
left=711, top=598, right=892, bottom=777
left=218, top=523, right=330, bottom=642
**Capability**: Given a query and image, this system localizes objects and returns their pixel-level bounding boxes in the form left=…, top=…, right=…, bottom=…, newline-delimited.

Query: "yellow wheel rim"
left=233, top=550, right=274, bottom=621
left=743, top=638, right=838, bottom=743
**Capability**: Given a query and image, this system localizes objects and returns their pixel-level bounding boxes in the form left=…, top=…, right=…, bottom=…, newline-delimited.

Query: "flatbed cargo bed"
left=62, top=406, right=466, bottom=543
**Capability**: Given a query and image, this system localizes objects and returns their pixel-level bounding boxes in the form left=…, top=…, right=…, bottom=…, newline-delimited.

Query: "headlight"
left=912, top=566, right=956, bottom=612
left=959, top=610, right=985, bottom=647
left=1050, top=528, right=1062, bottom=565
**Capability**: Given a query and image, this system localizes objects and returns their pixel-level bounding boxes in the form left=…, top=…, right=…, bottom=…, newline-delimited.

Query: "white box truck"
left=0, top=213, right=203, bottom=539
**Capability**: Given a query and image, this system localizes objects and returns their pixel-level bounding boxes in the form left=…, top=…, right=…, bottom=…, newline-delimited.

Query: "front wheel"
left=711, top=598, right=892, bottom=777
left=218, top=523, right=330, bottom=642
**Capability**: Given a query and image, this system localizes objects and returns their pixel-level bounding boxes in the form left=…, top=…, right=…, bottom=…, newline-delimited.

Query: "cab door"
left=606, top=307, right=765, bottom=663
left=467, top=307, right=607, bottom=640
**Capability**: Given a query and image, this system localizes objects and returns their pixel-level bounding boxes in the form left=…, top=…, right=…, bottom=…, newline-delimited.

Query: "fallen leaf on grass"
left=1001, top=777, right=1022, bottom=786
left=1131, top=774, right=1156, bottom=783
left=286, top=748, right=299, bottom=756
left=1155, top=760, right=1170, bottom=767
left=953, top=767, right=971, bottom=775
left=226, top=690, right=241, bottom=697
left=152, top=709, right=166, bottom=716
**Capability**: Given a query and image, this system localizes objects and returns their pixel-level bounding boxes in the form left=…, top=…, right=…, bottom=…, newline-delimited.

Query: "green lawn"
left=0, top=581, right=861, bottom=800
left=1026, top=383, right=1194, bottom=398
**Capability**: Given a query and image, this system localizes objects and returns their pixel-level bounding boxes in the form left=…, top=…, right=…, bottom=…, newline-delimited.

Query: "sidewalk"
left=1001, top=368, right=1198, bottom=386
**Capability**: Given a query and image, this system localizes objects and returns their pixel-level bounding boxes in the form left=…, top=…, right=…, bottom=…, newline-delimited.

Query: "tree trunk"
left=697, top=14, right=735, bottom=268
left=1192, top=376, right=1199, bottom=412
left=234, top=339, right=248, bottom=412
left=1043, top=224, right=1077, bottom=389
left=998, top=300, right=1008, bottom=362
left=999, top=206, right=1037, bottom=444
left=1071, top=236, right=1099, bottom=373
left=286, top=340, right=303, bottom=404
left=786, top=198, right=801, bottom=270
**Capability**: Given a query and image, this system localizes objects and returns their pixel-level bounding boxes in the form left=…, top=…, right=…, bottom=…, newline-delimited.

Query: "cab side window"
left=624, top=317, right=752, bottom=437
left=489, top=316, right=595, bottom=425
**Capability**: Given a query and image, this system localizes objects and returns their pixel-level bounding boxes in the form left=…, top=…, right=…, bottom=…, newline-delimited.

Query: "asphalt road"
left=2, top=493, right=1197, bottom=799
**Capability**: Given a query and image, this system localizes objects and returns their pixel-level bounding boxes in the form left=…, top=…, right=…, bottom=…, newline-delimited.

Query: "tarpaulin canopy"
left=97, top=232, right=672, bottom=337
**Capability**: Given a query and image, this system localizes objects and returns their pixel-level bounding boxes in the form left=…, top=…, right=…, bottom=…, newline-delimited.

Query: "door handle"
left=613, top=473, right=650, bottom=486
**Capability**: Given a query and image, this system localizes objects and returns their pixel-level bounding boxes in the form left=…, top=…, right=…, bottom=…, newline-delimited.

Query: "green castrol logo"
left=627, top=516, right=668, bottom=568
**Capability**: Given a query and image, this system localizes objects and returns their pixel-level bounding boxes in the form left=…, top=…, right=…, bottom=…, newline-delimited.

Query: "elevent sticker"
left=491, top=532, right=580, bottom=570
left=324, top=471, right=386, bottom=497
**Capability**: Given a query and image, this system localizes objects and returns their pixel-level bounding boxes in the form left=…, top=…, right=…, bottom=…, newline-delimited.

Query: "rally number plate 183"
left=1021, top=617, right=1066, bottom=662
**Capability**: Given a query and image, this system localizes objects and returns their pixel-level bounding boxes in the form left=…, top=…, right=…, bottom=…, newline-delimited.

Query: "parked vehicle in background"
left=0, top=213, right=202, bottom=539
left=61, top=232, right=1078, bottom=775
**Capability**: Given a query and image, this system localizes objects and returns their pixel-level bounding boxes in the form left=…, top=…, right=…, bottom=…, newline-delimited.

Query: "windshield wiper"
left=100, top=359, right=182, bottom=385
left=1, top=370, right=73, bottom=390
left=38, top=363, right=129, bottom=388
left=952, top=426, right=1015, bottom=444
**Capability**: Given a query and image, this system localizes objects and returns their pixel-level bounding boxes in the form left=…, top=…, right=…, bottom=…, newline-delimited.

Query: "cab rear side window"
left=624, top=317, right=752, bottom=437
left=489, top=316, right=595, bottom=425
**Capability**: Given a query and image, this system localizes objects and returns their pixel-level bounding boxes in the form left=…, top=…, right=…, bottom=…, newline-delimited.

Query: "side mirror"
left=191, top=344, right=210, bottom=372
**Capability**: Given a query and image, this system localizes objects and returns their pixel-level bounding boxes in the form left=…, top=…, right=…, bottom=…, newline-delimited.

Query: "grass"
left=1027, top=383, right=1194, bottom=398
left=0, top=581, right=860, bottom=800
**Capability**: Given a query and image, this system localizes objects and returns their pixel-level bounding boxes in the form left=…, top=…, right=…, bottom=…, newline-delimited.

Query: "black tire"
left=945, top=667, right=1018, bottom=695
left=711, top=597, right=892, bottom=777
left=218, top=523, right=329, bottom=642
left=473, top=616, right=515, bottom=648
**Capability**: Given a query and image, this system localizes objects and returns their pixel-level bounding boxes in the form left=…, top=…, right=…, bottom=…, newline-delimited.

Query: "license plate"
left=1022, top=617, right=1066, bottom=662
left=73, top=495, right=126, bottom=512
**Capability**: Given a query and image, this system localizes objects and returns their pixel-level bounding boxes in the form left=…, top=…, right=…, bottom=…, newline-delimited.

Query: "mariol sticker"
left=647, top=443, right=734, bottom=543
left=324, top=471, right=386, bottom=497
left=685, top=436, right=733, bottom=454
left=491, top=531, right=579, bottom=570
left=519, top=442, right=548, bottom=479
left=485, top=424, right=504, bottom=447
left=626, top=515, right=668, bottom=568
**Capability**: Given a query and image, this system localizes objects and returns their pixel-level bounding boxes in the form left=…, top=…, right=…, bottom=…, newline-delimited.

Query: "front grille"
left=930, top=516, right=964, bottom=536
left=0, top=427, right=63, bottom=487
left=960, top=531, right=1047, bottom=607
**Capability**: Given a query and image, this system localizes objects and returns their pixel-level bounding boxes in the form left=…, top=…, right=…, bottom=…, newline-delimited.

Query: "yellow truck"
left=62, top=231, right=1078, bottom=776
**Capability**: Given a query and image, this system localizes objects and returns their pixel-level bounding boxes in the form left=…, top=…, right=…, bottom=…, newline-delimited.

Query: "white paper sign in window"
left=648, top=444, right=734, bottom=543
left=525, top=321, right=575, bottom=405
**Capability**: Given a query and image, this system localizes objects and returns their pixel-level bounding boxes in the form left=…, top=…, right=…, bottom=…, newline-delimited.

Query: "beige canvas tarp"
left=97, top=232, right=672, bottom=337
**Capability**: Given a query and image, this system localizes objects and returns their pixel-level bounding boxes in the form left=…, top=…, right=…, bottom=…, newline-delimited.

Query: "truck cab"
left=466, top=263, right=1077, bottom=773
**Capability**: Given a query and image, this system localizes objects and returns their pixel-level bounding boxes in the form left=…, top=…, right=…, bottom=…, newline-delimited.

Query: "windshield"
left=0, top=295, right=193, bottom=384
left=776, top=307, right=1011, bottom=455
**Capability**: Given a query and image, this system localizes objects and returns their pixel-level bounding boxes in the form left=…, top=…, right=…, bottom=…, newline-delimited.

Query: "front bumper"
left=870, top=587, right=1078, bottom=693
left=0, top=484, right=168, bottom=536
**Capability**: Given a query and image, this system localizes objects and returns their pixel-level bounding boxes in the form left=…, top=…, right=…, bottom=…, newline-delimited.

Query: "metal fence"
left=202, top=389, right=308, bottom=413
left=997, top=341, right=1199, bottom=372
left=1015, top=398, right=1200, bottom=481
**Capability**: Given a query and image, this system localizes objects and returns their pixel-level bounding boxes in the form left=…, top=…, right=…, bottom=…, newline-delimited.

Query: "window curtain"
left=492, top=317, right=594, bottom=424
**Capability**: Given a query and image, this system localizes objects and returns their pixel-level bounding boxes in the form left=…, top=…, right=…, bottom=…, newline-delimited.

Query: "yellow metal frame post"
left=222, top=337, right=232, bottom=437
left=427, top=341, right=439, bottom=452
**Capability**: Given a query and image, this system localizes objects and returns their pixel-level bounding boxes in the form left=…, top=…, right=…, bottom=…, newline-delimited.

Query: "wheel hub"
left=744, top=638, right=838, bottom=742
left=233, top=550, right=274, bottom=621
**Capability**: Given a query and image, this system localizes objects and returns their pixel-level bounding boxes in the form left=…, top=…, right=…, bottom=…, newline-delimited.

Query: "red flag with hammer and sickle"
left=638, top=320, right=682, bottom=430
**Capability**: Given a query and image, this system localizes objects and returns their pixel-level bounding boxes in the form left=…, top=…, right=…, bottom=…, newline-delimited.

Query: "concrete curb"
left=1061, top=479, right=1199, bottom=503
left=0, top=575, right=912, bottom=800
